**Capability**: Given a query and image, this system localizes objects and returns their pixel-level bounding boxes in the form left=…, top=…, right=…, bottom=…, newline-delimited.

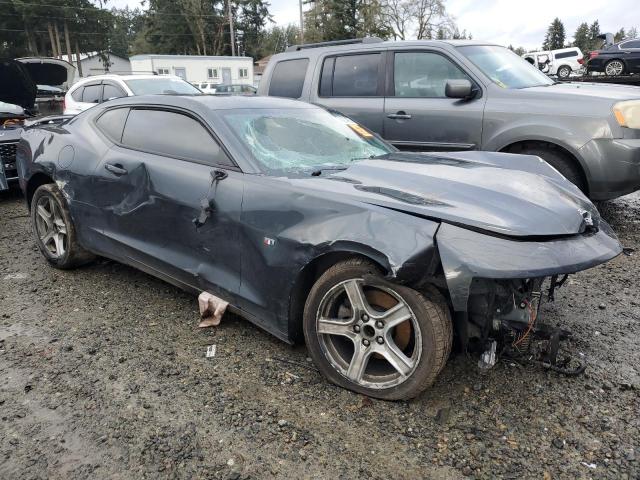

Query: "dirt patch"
left=1, top=187, right=638, bottom=479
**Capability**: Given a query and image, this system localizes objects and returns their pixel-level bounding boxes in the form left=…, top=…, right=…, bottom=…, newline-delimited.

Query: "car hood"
left=15, top=57, right=75, bottom=89
left=290, top=152, right=599, bottom=238
left=0, top=59, right=37, bottom=110
left=526, top=82, right=640, bottom=101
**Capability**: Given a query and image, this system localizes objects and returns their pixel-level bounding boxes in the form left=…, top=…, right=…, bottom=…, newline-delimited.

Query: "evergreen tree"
left=588, top=20, right=601, bottom=50
left=543, top=17, right=565, bottom=50
left=614, top=28, right=626, bottom=43
left=627, top=26, right=638, bottom=40
left=572, top=22, right=591, bottom=53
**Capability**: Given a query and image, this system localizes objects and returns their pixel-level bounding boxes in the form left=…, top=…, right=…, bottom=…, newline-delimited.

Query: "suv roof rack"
left=285, top=37, right=383, bottom=52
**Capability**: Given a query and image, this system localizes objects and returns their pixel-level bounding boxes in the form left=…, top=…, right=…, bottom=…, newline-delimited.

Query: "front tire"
left=517, top=145, right=586, bottom=193
left=303, top=259, right=452, bottom=400
left=30, top=184, right=94, bottom=269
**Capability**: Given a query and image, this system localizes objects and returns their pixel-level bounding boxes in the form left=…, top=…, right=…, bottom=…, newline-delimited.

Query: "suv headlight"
left=613, top=100, right=640, bottom=129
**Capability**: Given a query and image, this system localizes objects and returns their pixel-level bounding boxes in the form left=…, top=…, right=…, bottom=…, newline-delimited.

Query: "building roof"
left=69, top=51, right=130, bottom=63
left=130, top=54, right=253, bottom=61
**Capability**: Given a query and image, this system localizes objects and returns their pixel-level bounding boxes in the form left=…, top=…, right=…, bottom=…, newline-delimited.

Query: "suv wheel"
left=31, top=184, right=95, bottom=269
left=557, top=65, right=571, bottom=78
left=605, top=60, right=625, bottom=76
left=516, top=145, right=586, bottom=193
left=303, top=259, right=452, bottom=400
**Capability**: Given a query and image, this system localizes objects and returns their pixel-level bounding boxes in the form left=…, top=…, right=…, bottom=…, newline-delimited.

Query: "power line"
left=0, top=0, right=225, bottom=18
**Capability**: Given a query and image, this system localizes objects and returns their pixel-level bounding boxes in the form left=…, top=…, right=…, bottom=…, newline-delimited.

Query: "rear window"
left=555, top=50, right=578, bottom=59
left=95, top=108, right=129, bottom=143
left=622, top=40, right=640, bottom=49
left=268, top=59, right=309, bottom=98
left=123, top=78, right=200, bottom=95
left=71, top=87, right=83, bottom=101
left=323, top=53, right=381, bottom=97
left=103, top=84, right=126, bottom=100
left=82, top=84, right=101, bottom=103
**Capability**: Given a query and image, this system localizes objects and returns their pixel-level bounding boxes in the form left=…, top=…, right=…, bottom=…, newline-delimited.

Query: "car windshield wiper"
left=349, top=153, right=389, bottom=162
left=310, top=166, right=348, bottom=176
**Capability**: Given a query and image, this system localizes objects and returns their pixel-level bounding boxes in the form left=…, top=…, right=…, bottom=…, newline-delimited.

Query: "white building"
left=71, top=51, right=131, bottom=79
left=129, top=54, right=254, bottom=85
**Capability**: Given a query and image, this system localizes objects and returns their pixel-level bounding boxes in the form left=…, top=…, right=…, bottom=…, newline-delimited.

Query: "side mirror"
left=445, top=79, right=474, bottom=99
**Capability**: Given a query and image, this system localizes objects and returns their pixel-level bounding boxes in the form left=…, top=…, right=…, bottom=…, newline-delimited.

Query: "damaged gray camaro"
left=17, top=96, right=622, bottom=400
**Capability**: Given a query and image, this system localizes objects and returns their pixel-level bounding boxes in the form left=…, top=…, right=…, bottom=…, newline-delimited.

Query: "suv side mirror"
left=445, top=79, right=474, bottom=99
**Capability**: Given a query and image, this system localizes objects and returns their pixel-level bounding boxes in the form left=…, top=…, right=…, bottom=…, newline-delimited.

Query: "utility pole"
left=299, top=0, right=304, bottom=44
left=228, top=0, right=236, bottom=56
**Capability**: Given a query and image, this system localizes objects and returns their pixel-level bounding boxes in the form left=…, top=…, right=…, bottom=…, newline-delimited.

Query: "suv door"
left=314, top=52, right=385, bottom=134
left=383, top=50, right=486, bottom=151
left=91, top=106, right=243, bottom=298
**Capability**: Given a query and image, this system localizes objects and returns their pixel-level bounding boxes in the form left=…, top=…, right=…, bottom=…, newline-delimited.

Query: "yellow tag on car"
left=347, top=123, right=374, bottom=138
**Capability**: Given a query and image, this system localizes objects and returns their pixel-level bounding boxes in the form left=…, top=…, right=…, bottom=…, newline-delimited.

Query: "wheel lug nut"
left=375, top=320, right=384, bottom=328
left=353, top=325, right=361, bottom=333
left=361, top=314, right=369, bottom=322
left=376, top=336, right=384, bottom=345
left=362, top=339, right=370, bottom=347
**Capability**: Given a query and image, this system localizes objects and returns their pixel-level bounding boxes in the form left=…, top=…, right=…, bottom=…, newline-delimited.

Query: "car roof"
left=71, top=74, right=183, bottom=87
left=104, top=94, right=317, bottom=111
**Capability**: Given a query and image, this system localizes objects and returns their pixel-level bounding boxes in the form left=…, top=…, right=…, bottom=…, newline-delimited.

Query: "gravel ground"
left=1, top=187, right=639, bottom=480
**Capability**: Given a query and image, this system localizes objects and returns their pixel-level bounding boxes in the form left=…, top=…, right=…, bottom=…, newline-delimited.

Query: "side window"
left=95, top=108, right=129, bottom=143
left=394, top=52, right=470, bottom=98
left=121, top=109, right=234, bottom=167
left=82, top=84, right=101, bottom=103
left=331, top=53, right=381, bottom=97
left=71, top=87, right=83, bottom=101
left=319, top=57, right=335, bottom=96
left=103, top=83, right=126, bottom=101
left=268, top=59, right=309, bottom=98
left=622, top=40, right=640, bottom=49
left=555, top=51, right=578, bottom=59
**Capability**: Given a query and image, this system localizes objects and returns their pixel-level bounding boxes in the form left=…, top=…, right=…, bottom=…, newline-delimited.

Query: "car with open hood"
left=0, top=58, right=74, bottom=190
left=17, top=96, right=621, bottom=400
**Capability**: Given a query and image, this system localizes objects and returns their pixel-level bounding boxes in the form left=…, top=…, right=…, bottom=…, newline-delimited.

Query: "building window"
left=207, top=68, right=219, bottom=79
left=239, top=68, right=248, bottom=78
left=157, top=68, right=170, bottom=75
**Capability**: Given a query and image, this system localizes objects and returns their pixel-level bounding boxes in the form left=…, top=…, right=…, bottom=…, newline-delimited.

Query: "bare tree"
left=381, top=0, right=412, bottom=40
left=382, top=0, right=452, bottom=40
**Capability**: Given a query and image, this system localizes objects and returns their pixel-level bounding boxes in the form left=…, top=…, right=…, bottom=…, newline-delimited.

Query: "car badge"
left=263, top=237, right=276, bottom=246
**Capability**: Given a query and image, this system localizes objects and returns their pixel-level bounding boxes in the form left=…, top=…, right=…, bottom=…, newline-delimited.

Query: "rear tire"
left=605, top=59, right=625, bottom=76
left=30, top=184, right=94, bottom=269
left=303, top=258, right=452, bottom=400
left=516, top=145, right=586, bottom=193
left=557, top=65, right=571, bottom=78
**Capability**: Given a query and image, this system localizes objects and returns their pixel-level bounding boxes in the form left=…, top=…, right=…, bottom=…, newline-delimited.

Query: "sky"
left=111, top=0, right=640, bottom=50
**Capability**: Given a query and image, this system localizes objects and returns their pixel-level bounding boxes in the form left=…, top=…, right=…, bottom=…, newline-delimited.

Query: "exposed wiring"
left=512, top=299, right=536, bottom=348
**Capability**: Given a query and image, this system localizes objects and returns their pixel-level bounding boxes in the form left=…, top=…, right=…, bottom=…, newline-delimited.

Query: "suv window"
left=103, top=83, right=126, bottom=101
left=121, top=109, right=233, bottom=166
left=268, top=59, right=309, bottom=98
left=394, top=52, right=470, bottom=98
left=71, top=87, right=83, bottom=101
left=82, top=84, right=101, bottom=103
left=325, top=53, right=381, bottom=97
left=95, top=108, right=129, bottom=143
left=555, top=50, right=578, bottom=59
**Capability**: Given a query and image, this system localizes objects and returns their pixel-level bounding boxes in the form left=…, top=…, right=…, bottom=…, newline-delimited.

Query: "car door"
left=313, top=51, right=385, bottom=134
left=384, top=50, right=486, bottom=151
left=622, top=40, right=640, bottom=72
left=90, top=106, right=243, bottom=299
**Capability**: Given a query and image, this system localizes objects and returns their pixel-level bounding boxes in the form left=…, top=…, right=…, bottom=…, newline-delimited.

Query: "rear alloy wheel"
left=557, top=65, right=571, bottom=78
left=303, top=259, right=451, bottom=400
left=30, top=184, right=94, bottom=269
left=605, top=60, right=625, bottom=76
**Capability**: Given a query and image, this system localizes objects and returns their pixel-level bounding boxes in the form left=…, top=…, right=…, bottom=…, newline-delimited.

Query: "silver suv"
left=258, top=38, right=640, bottom=200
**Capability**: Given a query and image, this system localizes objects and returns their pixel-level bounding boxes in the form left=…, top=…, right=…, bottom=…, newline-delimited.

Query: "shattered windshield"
left=124, top=78, right=201, bottom=95
left=458, top=45, right=555, bottom=89
left=221, top=108, right=393, bottom=175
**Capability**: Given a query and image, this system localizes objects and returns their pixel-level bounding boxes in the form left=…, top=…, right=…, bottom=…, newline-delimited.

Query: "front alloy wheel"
left=303, top=259, right=452, bottom=400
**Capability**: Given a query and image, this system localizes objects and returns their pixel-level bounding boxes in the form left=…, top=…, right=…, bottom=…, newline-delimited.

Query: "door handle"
left=104, top=163, right=128, bottom=176
left=387, top=111, right=412, bottom=120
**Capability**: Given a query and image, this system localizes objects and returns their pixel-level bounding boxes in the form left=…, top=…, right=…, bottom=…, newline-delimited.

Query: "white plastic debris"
left=197, top=291, right=229, bottom=328
left=581, top=462, right=597, bottom=469
left=205, top=345, right=217, bottom=358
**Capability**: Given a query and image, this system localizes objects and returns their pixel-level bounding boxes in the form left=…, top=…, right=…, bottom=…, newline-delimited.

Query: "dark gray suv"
left=258, top=38, right=640, bottom=200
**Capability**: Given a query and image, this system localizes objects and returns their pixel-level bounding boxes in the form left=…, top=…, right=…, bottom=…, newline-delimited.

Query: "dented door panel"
left=92, top=146, right=243, bottom=298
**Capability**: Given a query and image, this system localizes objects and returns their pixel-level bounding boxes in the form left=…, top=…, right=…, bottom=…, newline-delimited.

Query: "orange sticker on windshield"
left=347, top=123, right=374, bottom=138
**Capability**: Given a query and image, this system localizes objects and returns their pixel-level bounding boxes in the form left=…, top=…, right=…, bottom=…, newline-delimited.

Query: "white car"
left=197, top=82, right=218, bottom=94
left=523, top=47, right=584, bottom=78
left=64, top=74, right=201, bottom=115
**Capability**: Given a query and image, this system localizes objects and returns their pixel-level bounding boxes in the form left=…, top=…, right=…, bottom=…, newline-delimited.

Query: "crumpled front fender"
left=436, top=222, right=622, bottom=312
